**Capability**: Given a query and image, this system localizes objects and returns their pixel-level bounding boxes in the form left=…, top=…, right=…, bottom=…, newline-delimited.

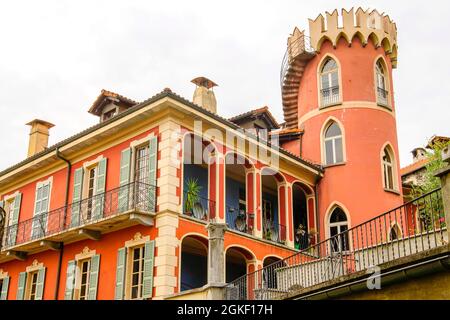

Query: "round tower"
left=280, top=8, right=402, bottom=241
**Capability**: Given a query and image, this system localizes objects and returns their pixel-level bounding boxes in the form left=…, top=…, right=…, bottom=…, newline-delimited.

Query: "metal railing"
left=226, top=205, right=254, bottom=235
left=182, top=192, right=216, bottom=222
left=377, top=87, right=389, bottom=106
left=1, top=182, right=157, bottom=249
left=280, top=34, right=315, bottom=88
left=226, top=188, right=445, bottom=300
left=320, top=86, right=340, bottom=107
left=262, top=220, right=287, bottom=245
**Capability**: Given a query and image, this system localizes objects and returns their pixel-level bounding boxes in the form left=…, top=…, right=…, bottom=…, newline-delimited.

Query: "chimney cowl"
left=191, top=77, right=218, bottom=114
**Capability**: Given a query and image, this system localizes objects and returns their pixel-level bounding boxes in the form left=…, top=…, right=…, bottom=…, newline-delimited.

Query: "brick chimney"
left=191, top=77, right=218, bottom=113
left=26, top=119, right=55, bottom=157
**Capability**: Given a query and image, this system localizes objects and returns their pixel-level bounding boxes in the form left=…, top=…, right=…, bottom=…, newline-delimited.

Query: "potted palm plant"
left=184, top=178, right=202, bottom=216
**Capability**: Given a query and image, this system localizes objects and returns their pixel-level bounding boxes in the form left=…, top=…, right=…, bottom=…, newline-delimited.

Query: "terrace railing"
left=377, top=87, right=389, bottom=106
left=1, top=182, right=156, bottom=250
left=263, top=220, right=287, bottom=245
left=182, top=192, right=216, bottom=222
left=226, top=188, right=445, bottom=300
left=226, top=205, right=254, bottom=235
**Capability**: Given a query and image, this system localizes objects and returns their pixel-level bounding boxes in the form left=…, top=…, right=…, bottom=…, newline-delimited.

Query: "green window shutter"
left=71, top=168, right=84, bottom=227
left=87, top=254, right=100, bottom=300
left=114, top=247, right=127, bottom=300
left=93, top=158, right=108, bottom=220
left=16, top=272, right=27, bottom=300
left=118, top=148, right=132, bottom=213
left=64, top=260, right=76, bottom=300
left=0, top=276, right=10, bottom=300
left=7, top=193, right=22, bottom=246
left=148, top=137, right=158, bottom=212
left=142, top=240, right=155, bottom=299
left=35, top=267, right=46, bottom=300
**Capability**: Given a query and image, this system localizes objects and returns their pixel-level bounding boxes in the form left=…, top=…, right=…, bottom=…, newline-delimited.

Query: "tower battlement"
left=308, top=7, right=398, bottom=67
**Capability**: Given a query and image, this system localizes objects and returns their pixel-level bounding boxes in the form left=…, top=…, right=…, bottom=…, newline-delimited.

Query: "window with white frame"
left=320, top=58, right=340, bottom=107
left=324, top=121, right=344, bottom=166
left=26, top=271, right=39, bottom=300
left=376, top=60, right=389, bottom=106
left=64, top=250, right=100, bottom=300
left=329, top=207, right=350, bottom=252
left=1, top=193, right=21, bottom=246
left=382, top=147, right=396, bottom=191
left=129, top=245, right=145, bottom=299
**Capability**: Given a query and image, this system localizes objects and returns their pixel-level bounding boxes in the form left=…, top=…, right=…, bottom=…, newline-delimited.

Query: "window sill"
left=377, top=102, right=393, bottom=111
left=384, top=188, right=401, bottom=195
left=323, top=162, right=346, bottom=169
left=319, top=101, right=343, bottom=110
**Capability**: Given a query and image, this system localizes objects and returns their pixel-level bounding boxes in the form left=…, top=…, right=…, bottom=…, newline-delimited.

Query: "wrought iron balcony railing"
left=1, top=182, right=156, bottom=250
left=262, top=220, right=287, bottom=245
left=226, top=188, right=445, bottom=300
left=182, top=191, right=216, bottom=222
left=377, top=87, right=389, bottom=106
left=320, top=86, right=340, bottom=107
left=226, top=205, right=254, bottom=235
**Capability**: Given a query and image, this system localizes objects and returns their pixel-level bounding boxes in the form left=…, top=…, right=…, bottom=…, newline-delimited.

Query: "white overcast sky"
left=0, top=0, right=449, bottom=170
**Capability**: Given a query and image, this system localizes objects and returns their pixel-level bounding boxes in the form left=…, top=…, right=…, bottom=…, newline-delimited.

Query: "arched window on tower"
left=320, top=58, right=340, bottom=107
left=324, top=121, right=344, bottom=165
left=382, top=146, right=396, bottom=191
left=329, top=207, right=350, bottom=252
left=376, top=60, right=389, bottom=106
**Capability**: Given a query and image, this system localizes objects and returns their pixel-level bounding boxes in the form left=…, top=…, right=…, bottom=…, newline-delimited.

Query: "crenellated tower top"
left=308, top=7, right=398, bottom=67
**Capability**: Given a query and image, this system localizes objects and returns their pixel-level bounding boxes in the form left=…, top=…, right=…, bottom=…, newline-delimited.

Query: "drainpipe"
left=54, top=147, right=72, bottom=300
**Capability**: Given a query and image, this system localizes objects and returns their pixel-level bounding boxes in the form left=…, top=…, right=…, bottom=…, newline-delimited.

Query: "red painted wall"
left=282, top=37, right=403, bottom=241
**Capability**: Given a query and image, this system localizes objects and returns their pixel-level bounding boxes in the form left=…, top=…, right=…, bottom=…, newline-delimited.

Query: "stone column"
left=206, top=223, right=227, bottom=284
left=435, top=147, right=450, bottom=239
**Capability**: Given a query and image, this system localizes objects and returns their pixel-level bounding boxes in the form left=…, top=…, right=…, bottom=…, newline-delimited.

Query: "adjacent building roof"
left=400, top=158, right=429, bottom=177
left=88, top=89, right=138, bottom=116
left=426, top=135, right=450, bottom=149
left=0, top=89, right=323, bottom=178
left=229, top=106, right=280, bottom=129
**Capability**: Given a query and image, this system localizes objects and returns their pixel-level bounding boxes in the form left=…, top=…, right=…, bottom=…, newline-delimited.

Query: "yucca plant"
left=184, top=178, right=202, bottom=214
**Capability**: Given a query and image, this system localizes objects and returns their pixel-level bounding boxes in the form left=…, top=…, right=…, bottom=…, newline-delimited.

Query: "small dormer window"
left=102, top=109, right=118, bottom=122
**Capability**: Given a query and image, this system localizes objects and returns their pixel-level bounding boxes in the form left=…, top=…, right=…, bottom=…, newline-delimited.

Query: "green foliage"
left=184, top=178, right=202, bottom=213
left=409, top=140, right=450, bottom=199
left=409, top=140, right=450, bottom=231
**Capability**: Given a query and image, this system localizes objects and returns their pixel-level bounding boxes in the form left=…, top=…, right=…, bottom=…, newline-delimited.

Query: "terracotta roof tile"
left=400, top=158, right=429, bottom=176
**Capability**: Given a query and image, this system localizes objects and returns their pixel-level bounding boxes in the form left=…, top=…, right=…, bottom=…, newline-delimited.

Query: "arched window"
left=324, top=121, right=344, bottom=165
left=320, top=58, right=340, bottom=107
left=329, top=207, right=350, bottom=252
left=389, top=224, right=401, bottom=241
left=376, top=60, right=389, bottom=106
left=382, top=147, right=395, bottom=191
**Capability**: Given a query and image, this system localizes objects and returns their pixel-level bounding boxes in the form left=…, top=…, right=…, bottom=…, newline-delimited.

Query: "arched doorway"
left=225, top=153, right=254, bottom=234
left=260, top=168, right=286, bottom=244
left=292, top=182, right=309, bottom=250
left=180, top=235, right=208, bottom=291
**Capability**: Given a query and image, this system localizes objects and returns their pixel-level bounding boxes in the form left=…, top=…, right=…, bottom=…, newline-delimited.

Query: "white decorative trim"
left=3, top=191, right=19, bottom=202
left=0, top=269, right=9, bottom=279
left=36, top=176, right=53, bottom=189
left=75, top=247, right=97, bottom=261
left=82, top=155, right=104, bottom=170
left=125, top=232, right=150, bottom=248
left=26, top=260, right=44, bottom=272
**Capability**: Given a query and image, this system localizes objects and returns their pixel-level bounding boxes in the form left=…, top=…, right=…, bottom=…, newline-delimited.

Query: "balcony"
left=262, top=220, right=287, bottom=245
left=226, top=188, right=446, bottom=300
left=182, top=191, right=216, bottom=222
left=320, top=86, right=340, bottom=108
left=226, top=205, right=254, bottom=235
left=0, top=182, right=156, bottom=260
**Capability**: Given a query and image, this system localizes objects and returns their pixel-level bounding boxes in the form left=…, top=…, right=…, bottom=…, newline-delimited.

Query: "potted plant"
left=184, top=178, right=202, bottom=216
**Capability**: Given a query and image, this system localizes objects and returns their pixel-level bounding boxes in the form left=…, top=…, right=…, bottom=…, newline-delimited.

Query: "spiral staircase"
left=280, top=28, right=316, bottom=129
